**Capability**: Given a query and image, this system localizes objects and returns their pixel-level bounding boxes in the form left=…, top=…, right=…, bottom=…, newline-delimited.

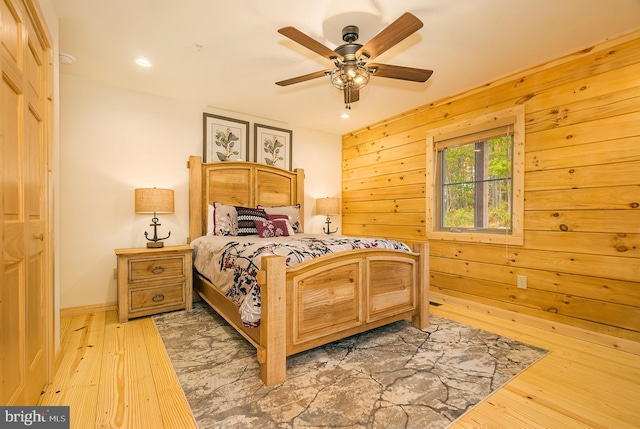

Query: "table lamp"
left=135, top=188, right=175, bottom=248
left=316, top=197, right=340, bottom=235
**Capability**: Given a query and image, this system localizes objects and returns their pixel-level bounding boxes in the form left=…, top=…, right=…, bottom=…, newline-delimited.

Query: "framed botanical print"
left=254, top=123, right=293, bottom=170
left=203, top=113, right=250, bottom=162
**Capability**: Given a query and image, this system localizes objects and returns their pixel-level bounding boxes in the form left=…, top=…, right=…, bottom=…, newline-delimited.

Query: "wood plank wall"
left=342, top=30, right=640, bottom=344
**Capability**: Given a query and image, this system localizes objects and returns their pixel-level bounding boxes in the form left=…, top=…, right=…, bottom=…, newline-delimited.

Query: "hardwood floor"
left=40, top=311, right=197, bottom=428
left=40, top=304, right=640, bottom=428
left=434, top=304, right=640, bottom=429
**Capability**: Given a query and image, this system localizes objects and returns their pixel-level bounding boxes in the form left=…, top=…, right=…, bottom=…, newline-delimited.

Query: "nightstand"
left=115, top=245, right=193, bottom=323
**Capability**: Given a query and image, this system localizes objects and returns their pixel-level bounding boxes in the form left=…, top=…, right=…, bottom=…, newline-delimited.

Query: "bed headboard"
left=187, top=155, right=305, bottom=241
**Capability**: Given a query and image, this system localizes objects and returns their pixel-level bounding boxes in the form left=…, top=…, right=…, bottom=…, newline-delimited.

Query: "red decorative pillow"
left=266, top=214, right=288, bottom=221
left=266, top=214, right=295, bottom=235
left=258, top=204, right=302, bottom=233
left=253, top=219, right=290, bottom=238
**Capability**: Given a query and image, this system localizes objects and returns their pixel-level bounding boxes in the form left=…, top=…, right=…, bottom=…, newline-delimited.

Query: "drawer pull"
left=151, top=265, right=165, bottom=275
left=152, top=294, right=165, bottom=302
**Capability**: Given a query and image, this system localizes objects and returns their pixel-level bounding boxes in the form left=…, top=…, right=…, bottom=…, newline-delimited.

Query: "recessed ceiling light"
left=135, top=57, right=152, bottom=67
left=340, top=112, right=350, bottom=119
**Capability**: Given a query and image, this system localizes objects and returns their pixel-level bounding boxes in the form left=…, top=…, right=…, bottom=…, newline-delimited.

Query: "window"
left=426, top=107, right=524, bottom=245
left=439, top=127, right=513, bottom=232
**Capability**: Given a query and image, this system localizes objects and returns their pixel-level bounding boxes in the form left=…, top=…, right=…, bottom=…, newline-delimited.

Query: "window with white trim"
left=426, top=107, right=525, bottom=245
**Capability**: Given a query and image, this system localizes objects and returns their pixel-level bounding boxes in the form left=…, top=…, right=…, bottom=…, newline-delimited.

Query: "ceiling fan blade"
left=278, top=27, right=341, bottom=61
left=357, top=13, right=423, bottom=60
left=344, top=87, right=360, bottom=104
left=276, top=70, right=330, bottom=86
left=369, top=64, right=433, bottom=82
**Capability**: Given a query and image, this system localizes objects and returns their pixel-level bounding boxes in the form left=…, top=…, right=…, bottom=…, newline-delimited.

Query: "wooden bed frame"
left=187, top=155, right=429, bottom=385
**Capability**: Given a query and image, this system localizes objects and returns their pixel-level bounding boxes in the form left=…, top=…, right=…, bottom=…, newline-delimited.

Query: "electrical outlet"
left=517, top=275, right=527, bottom=289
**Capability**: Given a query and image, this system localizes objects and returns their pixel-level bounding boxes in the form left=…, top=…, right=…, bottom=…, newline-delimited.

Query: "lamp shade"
left=316, top=197, right=340, bottom=215
left=135, top=188, right=174, bottom=214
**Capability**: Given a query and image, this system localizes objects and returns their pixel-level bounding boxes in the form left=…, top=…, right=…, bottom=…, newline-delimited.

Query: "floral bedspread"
left=190, top=234, right=411, bottom=327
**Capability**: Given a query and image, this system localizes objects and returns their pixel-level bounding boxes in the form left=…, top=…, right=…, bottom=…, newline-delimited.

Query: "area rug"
left=153, top=302, right=547, bottom=428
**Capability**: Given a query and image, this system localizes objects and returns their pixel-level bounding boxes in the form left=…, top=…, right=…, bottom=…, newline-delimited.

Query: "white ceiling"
left=53, top=0, right=640, bottom=135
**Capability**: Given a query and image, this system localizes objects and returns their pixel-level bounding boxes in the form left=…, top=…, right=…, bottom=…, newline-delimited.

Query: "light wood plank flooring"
left=40, top=311, right=197, bottom=428
left=40, top=305, right=640, bottom=428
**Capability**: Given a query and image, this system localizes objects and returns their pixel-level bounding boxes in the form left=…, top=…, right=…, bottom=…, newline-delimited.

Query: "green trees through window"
left=440, top=135, right=513, bottom=232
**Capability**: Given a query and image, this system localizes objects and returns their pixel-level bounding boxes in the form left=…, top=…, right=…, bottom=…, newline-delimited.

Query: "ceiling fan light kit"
left=276, top=13, right=433, bottom=109
left=329, top=61, right=370, bottom=91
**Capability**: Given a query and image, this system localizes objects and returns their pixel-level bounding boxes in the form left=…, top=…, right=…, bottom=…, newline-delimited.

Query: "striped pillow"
left=235, top=206, right=267, bottom=236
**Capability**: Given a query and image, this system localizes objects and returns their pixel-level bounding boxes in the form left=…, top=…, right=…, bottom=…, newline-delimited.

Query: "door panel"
left=1, top=265, right=24, bottom=404
left=1, top=0, right=51, bottom=406
left=1, top=41, right=26, bottom=405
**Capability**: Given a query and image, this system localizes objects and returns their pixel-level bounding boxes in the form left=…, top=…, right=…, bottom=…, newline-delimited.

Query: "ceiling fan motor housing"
left=334, top=25, right=363, bottom=60
left=342, top=25, right=359, bottom=43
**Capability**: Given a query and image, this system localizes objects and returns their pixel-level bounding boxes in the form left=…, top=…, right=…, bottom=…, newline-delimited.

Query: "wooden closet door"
left=23, top=10, right=48, bottom=404
left=1, top=0, right=51, bottom=405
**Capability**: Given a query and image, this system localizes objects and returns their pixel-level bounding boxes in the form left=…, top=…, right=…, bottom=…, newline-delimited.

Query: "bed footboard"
left=257, top=243, right=429, bottom=385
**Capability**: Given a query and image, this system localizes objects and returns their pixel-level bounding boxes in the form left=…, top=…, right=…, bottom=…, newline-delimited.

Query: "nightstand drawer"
left=129, top=256, right=185, bottom=282
left=115, top=245, right=193, bottom=322
left=130, top=284, right=185, bottom=310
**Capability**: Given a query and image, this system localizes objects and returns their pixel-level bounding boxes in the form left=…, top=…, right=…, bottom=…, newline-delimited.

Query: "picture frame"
left=203, top=113, right=250, bottom=163
left=254, top=123, right=293, bottom=170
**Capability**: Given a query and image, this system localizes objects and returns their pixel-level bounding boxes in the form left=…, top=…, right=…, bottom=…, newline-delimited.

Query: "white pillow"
left=207, top=204, right=214, bottom=235
left=208, top=202, right=238, bottom=236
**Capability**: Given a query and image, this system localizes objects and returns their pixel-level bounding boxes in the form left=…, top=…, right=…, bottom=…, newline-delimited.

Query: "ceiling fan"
left=276, top=12, right=433, bottom=109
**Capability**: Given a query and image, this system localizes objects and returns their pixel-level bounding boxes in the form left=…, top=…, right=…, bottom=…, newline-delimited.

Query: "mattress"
left=190, top=234, right=411, bottom=327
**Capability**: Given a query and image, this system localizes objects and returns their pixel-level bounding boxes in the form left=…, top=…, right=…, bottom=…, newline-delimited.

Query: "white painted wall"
left=59, top=74, right=342, bottom=309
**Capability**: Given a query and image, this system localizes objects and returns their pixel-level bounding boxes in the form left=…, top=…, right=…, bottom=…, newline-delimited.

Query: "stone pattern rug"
left=153, top=302, right=547, bottom=428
